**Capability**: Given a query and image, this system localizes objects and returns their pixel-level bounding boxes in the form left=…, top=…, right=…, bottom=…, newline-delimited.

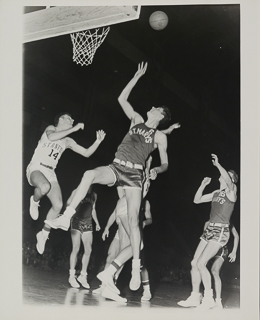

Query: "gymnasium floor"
left=23, top=266, right=239, bottom=319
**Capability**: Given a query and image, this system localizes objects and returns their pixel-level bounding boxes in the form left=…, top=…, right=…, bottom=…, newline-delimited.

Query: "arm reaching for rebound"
left=118, top=62, right=148, bottom=126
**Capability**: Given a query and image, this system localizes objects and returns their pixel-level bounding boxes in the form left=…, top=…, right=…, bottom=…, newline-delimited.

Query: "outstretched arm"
left=91, top=194, right=100, bottom=231
left=102, top=211, right=116, bottom=240
left=228, top=225, right=239, bottom=262
left=194, top=177, right=215, bottom=203
left=211, top=154, right=235, bottom=191
left=149, top=131, right=168, bottom=180
left=46, top=123, right=84, bottom=141
left=118, top=62, right=147, bottom=125
left=143, top=200, right=152, bottom=228
left=67, top=130, right=106, bottom=158
left=161, top=122, right=181, bottom=135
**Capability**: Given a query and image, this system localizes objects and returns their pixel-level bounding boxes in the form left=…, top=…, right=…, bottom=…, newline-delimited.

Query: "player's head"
left=147, top=105, right=171, bottom=128
left=54, top=112, right=74, bottom=127
left=228, top=170, right=239, bottom=184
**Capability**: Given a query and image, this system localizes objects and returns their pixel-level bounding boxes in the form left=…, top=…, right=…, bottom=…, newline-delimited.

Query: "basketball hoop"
left=70, top=27, right=110, bottom=66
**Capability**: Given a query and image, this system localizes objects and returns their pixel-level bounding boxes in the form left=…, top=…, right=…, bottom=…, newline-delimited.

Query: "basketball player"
left=93, top=180, right=153, bottom=302
left=178, top=220, right=239, bottom=309
left=45, top=62, right=180, bottom=290
left=67, top=185, right=101, bottom=289
left=177, top=154, right=238, bottom=310
left=26, top=112, right=105, bottom=254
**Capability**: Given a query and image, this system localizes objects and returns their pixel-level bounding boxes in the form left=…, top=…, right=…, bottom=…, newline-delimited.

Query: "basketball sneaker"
left=44, top=215, right=70, bottom=231
left=68, top=276, right=80, bottom=288
left=97, top=269, right=120, bottom=295
left=92, top=284, right=105, bottom=294
left=101, top=286, right=127, bottom=303
left=129, top=259, right=141, bottom=290
left=77, top=274, right=90, bottom=289
left=214, top=298, right=223, bottom=309
left=29, top=196, right=40, bottom=220
left=36, top=230, right=49, bottom=254
left=177, top=292, right=202, bottom=307
left=195, top=296, right=216, bottom=310
left=141, top=289, right=152, bottom=301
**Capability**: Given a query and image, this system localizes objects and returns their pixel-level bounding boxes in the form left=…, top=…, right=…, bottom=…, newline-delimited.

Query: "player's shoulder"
left=45, top=125, right=56, bottom=132
left=155, top=129, right=167, bottom=143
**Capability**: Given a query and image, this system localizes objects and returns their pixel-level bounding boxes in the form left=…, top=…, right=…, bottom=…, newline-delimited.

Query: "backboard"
left=23, top=6, right=141, bottom=43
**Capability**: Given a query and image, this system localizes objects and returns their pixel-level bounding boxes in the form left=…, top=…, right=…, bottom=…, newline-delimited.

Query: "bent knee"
left=40, top=181, right=51, bottom=195
left=52, top=200, right=63, bottom=213
left=82, top=170, right=95, bottom=182
left=191, top=259, right=198, bottom=268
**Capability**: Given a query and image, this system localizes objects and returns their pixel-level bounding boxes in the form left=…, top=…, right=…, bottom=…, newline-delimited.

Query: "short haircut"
left=158, top=105, right=171, bottom=129
left=54, top=112, right=72, bottom=127
left=228, top=170, right=239, bottom=184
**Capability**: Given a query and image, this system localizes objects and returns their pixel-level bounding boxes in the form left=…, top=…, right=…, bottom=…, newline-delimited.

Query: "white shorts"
left=26, top=162, right=58, bottom=186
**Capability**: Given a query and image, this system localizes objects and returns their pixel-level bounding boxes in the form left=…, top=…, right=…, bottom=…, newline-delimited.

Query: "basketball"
left=149, top=11, right=168, bottom=30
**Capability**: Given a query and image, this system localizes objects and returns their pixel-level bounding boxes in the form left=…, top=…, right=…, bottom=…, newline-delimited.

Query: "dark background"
left=22, top=5, right=240, bottom=280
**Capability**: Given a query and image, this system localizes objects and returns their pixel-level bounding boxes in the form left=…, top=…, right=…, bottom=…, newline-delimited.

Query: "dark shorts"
left=71, top=217, right=93, bottom=234
left=200, top=223, right=230, bottom=247
left=108, top=161, right=144, bottom=189
left=215, top=245, right=228, bottom=261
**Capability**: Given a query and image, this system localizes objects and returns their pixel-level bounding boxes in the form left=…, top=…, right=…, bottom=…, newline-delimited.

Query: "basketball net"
left=70, top=27, right=110, bottom=66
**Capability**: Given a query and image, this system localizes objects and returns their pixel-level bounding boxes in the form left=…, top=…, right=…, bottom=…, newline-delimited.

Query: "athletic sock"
left=64, top=206, right=76, bottom=218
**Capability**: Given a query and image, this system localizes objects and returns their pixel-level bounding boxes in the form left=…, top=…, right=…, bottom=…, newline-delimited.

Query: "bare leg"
left=105, top=238, right=120, bottom=269
left=125, top=188, right=142, bottom=259
left=190, top=240, right=208, bottom=293
left=211, top=257, right=224, bottom=299
left=30, top=170, right=51, bottom=202
left=81, top=231, right=93, bottom=273
left=197, top=241, right=222, bottom=292
left=69, top=167, right=115, bottom=209
left=70, top=230, right=81, bottom=270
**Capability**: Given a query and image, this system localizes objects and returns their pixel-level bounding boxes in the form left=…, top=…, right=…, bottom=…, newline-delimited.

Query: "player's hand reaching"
left=134, top=62, right=148, bottom=80
left=228, top=251, right=236, bottom=263
left=96, top=130, right=106, bottom=143
left=201, top=177, right=211, bottom=186
left=161, top=122, right=181, bottom=135
left=149, top=168, right=158, bottom=180
left=102, top=228, right=109, bottom=241
left=211, top=154, right=219, bottom=167
left=73, top=123, right=84, bottom=132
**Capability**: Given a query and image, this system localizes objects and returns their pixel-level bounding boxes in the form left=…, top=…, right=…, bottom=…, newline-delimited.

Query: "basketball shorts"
left=71, top=216, right=93, bottom=234
left=200, top=223, right=230, bottom=247
left=107, top=161, right=144, bottom=190
left=215, top=245, right=228, bottom=261
left=26, top=162, right=58, bottom=186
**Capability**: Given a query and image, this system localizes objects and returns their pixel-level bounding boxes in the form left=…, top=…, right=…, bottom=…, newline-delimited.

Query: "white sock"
left=80, top=271, right=87, bottom=277
left=64, top=206, right=76, bottom=218
left=42, top=229, right=50, bottom=236
left=69, top=269, right=76, bottom=276
left=204, top=289, right=213, bottom=298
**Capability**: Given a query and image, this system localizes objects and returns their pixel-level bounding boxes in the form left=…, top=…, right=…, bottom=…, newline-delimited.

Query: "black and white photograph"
left=0, top=1, right=259, bottom=320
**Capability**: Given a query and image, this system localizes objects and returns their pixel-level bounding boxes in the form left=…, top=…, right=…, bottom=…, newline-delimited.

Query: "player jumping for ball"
left=45, top=62, right=180, bottom=291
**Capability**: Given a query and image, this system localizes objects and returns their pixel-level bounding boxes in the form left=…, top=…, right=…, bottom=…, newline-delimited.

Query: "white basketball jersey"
left=30, top=131, right=66, bottom=169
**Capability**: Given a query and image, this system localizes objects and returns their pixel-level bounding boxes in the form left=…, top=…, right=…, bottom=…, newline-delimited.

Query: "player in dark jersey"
left=67, top=186, right=100, bottom=289
left=45, top=62, right=180, bottom=290
left=178, top=154, right=238, bottom=310
left=26, top=112, right=105, bottom=254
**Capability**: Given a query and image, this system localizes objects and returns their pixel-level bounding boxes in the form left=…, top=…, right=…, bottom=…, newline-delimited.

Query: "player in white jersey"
left=26, top=112, right=106, bottom=254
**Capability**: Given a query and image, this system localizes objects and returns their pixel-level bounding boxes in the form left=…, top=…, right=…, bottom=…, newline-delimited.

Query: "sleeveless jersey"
left=115, top=123, right=157, bottom=167
left=30, top=131, right=66, bottom=169
left=74, top=192, right=96, bottom=223
left=209, top=190, right=236, bottom=224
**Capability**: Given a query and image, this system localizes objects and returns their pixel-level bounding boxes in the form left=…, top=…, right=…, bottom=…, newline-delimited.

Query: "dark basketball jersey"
left=74, top=192, right=96, bottom=224
left=209, top=190, right=235, bottom=224
left=115, top=123, right=156, bottom=167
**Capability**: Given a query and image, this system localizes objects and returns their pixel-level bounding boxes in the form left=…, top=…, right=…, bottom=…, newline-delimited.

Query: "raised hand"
left=96, top=130, right=106, bottom=143
left=201, top=177, right=212, bottom=186
left=228, top=251, right=236, bottom=263
left=211, top=154, right=219, bottom=166
left=73, top=123, right=84, bottom=131
left=149, top=168, right=158, bottom=180
left=162, top=122, right=181, bottom=135
left=134, top=62, right=148, bottom=79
